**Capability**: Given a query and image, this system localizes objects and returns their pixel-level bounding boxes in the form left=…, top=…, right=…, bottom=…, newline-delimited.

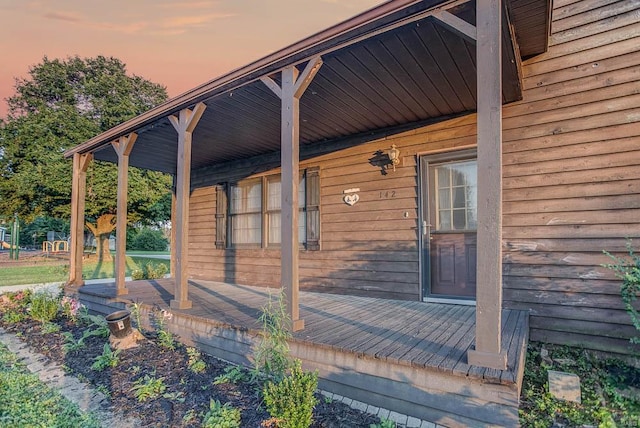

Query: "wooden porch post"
left=168, top=102, right=206, bottom=310
left=170, top=178, right=176, bottom=279
left=111, top=133, right=138, bottom=295
left=467, top=0, right=507, bottom=369
left=261, top=57, right=323, bottom=331
left=68, top=152, right=92, bottom=286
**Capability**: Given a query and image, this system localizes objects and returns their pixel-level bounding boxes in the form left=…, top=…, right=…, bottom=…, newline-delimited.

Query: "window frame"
left=227, top=172, right=308, bottom=249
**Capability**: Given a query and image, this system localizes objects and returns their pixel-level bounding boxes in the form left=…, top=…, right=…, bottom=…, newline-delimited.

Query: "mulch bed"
left=0, top=313, right=381, bottom=427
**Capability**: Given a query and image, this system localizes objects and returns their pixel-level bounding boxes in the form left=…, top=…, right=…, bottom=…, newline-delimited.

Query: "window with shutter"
left=220, top=168, right=320, bottom=250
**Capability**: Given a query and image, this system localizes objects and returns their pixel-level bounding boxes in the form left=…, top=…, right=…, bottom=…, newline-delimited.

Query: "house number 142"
left=380, top=191, right=396, bottom=199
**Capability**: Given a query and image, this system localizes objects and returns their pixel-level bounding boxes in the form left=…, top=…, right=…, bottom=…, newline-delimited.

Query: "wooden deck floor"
left=77, top=278, right=527, bottom=385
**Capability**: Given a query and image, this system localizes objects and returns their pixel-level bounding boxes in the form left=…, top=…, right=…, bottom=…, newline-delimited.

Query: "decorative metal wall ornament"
left=343, top=188, right=360, bottom=206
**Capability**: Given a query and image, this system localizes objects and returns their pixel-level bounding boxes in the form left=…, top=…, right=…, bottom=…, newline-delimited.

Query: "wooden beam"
left=468, top=0, right=507, bottom=370
left=294, top=56, right=323, bottom=98
left=169, top=102, right=207, bottom=310
left=431, top=10, right=477, bottom=42
left=262, top=59, right=322, bottom=332
left=111, top=133, right=138, bottom=295
left=68, top=152, right=92, bottom=287
left=260, top=76, right=282, bottom=99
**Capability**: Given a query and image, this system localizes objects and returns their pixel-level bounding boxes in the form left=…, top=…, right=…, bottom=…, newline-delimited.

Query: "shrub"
left=253, top=290, right=293, bottom=382
left=29, top=291, right=59, bottom=323
left=263, top=360, right=318, bottom=428
left=603, top=240, right=640, bottom=344
left=130, top=228, right=168, bottom=251
left=202, top=399, right=241, bottom=428
left=131, top=262, right=168, bottom=280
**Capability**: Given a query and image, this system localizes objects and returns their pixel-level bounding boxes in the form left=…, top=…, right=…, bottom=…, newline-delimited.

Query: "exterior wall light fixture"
left=388, top=144, right=400, bottom=172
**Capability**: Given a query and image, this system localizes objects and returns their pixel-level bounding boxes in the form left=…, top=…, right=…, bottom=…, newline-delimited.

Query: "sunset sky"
left=0, top=0, right=381, bottom=119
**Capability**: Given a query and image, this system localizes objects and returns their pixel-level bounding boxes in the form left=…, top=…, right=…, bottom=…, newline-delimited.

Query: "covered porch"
left=75, top=278, right=529, bottom=426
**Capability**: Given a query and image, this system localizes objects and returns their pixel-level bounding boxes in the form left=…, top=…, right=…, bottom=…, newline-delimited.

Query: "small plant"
left=213, top=365, right=250, bottom=385
left=370, top=419, right=396, bottom=428
left=96, top=384, right=112, bottom=398
left=129, top=301, right=144, bottom=331
left=202, top=399, right=241, bottom=428
left=253, top=290, right=293, bottom=382
left=130, top=374, right=167, bottom=402
left=263, top=360, right=319, bottom=428
left=60, top=296, right=83, bottom=323
left=29, top=291, right=59, bottom=323
left=162, top=391, right=186, bottom=402
left=186, top=347, right=206, bottom=373
left=62, top=332, right=86, bottom=353
left=41, top=322, right=61, bottom=334
left=155, top=309, right=176, bottom=350
left=91, top=343, right=120, bottom=371
left=2, top=310, right=26, bottom=323
left=182, top=409, right=198, bottom=424
left=603, top=240, right=640, bottom=344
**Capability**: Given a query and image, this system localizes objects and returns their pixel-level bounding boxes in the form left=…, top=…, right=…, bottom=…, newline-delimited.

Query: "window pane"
left=231, top=213, right=261, bottom=244
left=467, top=208, right=477, bottom=230
left=452, top=187, right=466, bottom=209
left=267, top=178, right=281, bottom=211
left=268, top=212, right=281, bottom=244
left=299, top=211, right=306, bottom=244
left=438, top=188, right=451, bottom=210
left=299, top=176, right=306, bottom=209
left=268, top=176, right=305, bottom=210
left=437, top=166, right=450, bottom=188
left=438, top=209, right=451, bottom=230
left=230, top=180, right=261, bottom=214
left=453, top=209, right=466, bottom=230
left=268, top=211, right=307, bottom=245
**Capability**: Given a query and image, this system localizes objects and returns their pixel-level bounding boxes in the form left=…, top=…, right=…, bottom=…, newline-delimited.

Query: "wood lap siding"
left=502, top=0, right=640, bottom=355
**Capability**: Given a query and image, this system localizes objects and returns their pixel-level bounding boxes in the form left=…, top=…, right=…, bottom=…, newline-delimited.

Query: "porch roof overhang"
left=63, top=0, right=551, bottom=174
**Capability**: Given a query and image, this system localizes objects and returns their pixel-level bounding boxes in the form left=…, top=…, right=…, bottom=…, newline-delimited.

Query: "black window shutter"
left=305, top=167, right=320, bottom=251
left=215, top=184, right=227, bottom=249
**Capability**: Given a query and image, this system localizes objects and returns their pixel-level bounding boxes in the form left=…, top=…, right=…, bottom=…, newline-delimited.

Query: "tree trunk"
left=86, top=213, right=117, bottom=263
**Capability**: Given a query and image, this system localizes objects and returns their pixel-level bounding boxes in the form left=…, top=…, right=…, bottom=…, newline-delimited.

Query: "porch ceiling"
left=67, top=0, right=551, bottom=174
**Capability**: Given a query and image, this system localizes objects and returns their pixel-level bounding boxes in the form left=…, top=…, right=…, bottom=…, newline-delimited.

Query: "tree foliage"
left=0, top=56, right=172, bottom=260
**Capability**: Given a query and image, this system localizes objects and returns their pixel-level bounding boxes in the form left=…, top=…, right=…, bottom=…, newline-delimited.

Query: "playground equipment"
left=6, top=213, right=20, bottom=260
left=42, top=240, right=69, bottom=253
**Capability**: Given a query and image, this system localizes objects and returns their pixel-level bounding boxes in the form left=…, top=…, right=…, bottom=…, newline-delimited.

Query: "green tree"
left=0, top=55, right=171, bottom=261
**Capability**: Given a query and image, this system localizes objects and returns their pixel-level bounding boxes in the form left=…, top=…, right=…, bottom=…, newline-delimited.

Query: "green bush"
left=130, top=228, right=168, bottom=251
left=603, top=240, right=640, bottom=344
left=263, top=360, right=318, bottom=428
left=29, top=291, right=59, bottom=324
left=131, top=262, right=168, bottom=280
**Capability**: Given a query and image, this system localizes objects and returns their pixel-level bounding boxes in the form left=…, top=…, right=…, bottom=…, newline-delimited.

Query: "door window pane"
left=432, top=160, right=477, bottom=231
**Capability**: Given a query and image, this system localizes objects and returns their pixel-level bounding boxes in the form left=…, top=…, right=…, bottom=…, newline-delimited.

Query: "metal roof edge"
left=63, top=0, right=442, bottom=159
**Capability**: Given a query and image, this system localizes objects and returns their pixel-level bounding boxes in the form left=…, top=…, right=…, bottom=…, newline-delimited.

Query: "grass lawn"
left=0, top=256, right=170, bottom=287
left=0, top=342, right=101, bottom=427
